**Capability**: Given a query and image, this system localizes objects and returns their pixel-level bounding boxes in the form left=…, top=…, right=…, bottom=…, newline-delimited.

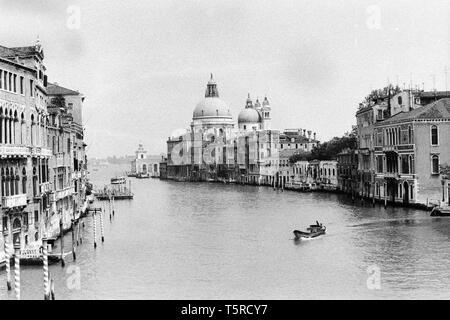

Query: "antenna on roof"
left=445, top=66, right=448, bottom=95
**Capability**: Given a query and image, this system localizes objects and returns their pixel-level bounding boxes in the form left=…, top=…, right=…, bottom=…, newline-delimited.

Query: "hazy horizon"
left=1, top=0, right=449, bottom=158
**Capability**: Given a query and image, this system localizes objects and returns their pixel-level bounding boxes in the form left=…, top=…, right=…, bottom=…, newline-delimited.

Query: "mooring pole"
left=372, top=184, right=376, bottom=207
left=14, top=242, right=20, bottom=300
left=93, top=211, right=97, bottom=249
left=71, top=219, right=76, bottom=261
left=42, top=237, right=50, bottom=300
left=100, top=209, right=105, bottom=243
left=78, top=218, right=83, bottom=245
left=59, top=217, right=65, bottom=267
left=3, top=229, right=12, bottom=291
left=112, top=195, right=115, bottom=217
left=50, top=278, right=55, bottom=300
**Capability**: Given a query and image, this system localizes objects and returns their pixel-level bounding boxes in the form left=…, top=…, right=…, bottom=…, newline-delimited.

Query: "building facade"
left=0, top=42, right=87, bottom=263
left=167, top=75, right=281, bottom=185
left=373, top=98, right=450, bottom=206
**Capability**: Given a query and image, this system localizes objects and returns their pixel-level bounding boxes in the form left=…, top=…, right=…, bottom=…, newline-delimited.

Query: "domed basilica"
left=166, top=75, right=317, bottom=185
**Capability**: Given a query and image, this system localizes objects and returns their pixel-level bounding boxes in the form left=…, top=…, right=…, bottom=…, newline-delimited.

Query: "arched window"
left=22, top=167, right=27, bottom=194
left=0, top=107, right=3, bottom=144
left=12, top=218, right=21, bottom=230
left=408, top=126, right=413, bottom=144
left=398, top=96, right=402, bottom=105
left=431, top=155, right=439, bottom=174
left=0, top=168, right=4, bottom=197
left=431, top=125, right=438, bottom=145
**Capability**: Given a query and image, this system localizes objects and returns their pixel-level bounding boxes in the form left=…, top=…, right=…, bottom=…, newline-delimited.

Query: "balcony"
left=55, top=186, right=75, bottom=200
left=2, top=194, right=27, bottom=209
left=384, top=172, right=400, bottom=179
left=56, top=153, right=65, bottom=167
left=40, top=182, right=54, bottom=194
left=31, top=147, right=53, bottom=158
left=0, top=145, right=30, bottom=158
left=71, top=172, right=82, bottom=180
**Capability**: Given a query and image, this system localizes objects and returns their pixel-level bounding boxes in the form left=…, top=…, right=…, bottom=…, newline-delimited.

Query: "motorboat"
left=293, top=221, right=326, bottom=240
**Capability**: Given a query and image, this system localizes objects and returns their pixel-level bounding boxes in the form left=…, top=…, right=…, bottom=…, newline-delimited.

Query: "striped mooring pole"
left=78, top=218, right=83, bottom=245
left=50, top=278, right=55, bottom=300
left=59, top=217, right=65, bottom=267
left=4, top=239, right=12, bottom=290
left=93, top=211, right=97, bottom=249
left=108, top=199, right=112, bottom=221
left=71, top=219, right=76, bottom=261
left=14, top=243, right=20, bottom=300
left=100, top=209, right=105, bottom=242
left=112, top=196, right=115, bottom=216
left=42, top=238, right=50, bottom=300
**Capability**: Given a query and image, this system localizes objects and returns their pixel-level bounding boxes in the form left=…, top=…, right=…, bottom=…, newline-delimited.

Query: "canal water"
left=1, top=164, right=450, bottom=300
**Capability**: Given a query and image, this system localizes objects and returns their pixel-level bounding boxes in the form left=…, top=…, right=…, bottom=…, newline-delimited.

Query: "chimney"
left=307, top=130, right=312, bottom=139
left=313, top=132, right=316, bottom=140
left=303, top=129, right=306, bottom=137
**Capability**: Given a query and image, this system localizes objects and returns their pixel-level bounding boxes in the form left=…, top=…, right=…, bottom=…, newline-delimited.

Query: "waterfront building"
left=159, top=156, right=167, bottom=180
left=167, top=74, right=237, bottom=181
left=0, top=41, right=52, bottom=256
left=167, top=75, right=280, bottom=184
left=129, top=143, right=161, bottom=177
left=373, top=98, right=450, bottom=206
left=46, top=82, right=87, bottom=236
left=355, top=87, right=450, bottom=200
left=337, top=148, right=359, bottom=194
left=237, top=94, right=280, bottom=185
left=277, top=149, right=296, bottom=188
left=292, top=160, right=309, bottom=186
left=279, top=129, right=318, bottom=152
left=291, top=160, right=338, bottom=190
left=0, top=41, right=87, bottom=261
left=318, top=160, right=338, bottom=190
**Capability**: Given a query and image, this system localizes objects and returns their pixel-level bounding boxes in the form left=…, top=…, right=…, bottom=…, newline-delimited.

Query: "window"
left=0, top=70, right=2, bottom=89
left=13, top=74, right=17, bottom=92
left=431, top=125, right=438, bottom=145
left=3, top=71, right=7, bottom=90
left=398, top=96, right=402, bottom=105
left=431, top=155, right=439, bottom=174
left=20, top=76, right=24, bottom=94
left=30, top=79, right=34, bottom=97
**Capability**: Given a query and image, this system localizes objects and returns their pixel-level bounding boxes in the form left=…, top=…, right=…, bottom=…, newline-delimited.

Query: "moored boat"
left=430, top=206, right=450, bottom=217
left=293, top=221, right=326, bottom=240
left=111, top=176, right=126, bottom=184
left=136, top=172, right=150, bottom=179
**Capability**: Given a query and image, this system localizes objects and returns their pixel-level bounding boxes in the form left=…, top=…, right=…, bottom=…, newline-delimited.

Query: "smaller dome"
left=238, top=108, right=261, bottom=124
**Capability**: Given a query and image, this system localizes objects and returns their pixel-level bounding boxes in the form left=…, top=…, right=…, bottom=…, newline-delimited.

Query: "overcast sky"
left=1, top=0, right=449, bottom=158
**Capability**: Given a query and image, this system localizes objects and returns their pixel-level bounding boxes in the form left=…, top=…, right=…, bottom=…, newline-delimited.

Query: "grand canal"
left=1, top=164, right=450, bottom=300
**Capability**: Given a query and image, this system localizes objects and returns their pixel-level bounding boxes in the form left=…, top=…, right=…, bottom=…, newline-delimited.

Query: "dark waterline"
left=1, top=164, right=450, bottom=300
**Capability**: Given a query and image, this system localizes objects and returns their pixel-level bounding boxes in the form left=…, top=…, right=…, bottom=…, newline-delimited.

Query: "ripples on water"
left=1, top=164, right=450, bottom=299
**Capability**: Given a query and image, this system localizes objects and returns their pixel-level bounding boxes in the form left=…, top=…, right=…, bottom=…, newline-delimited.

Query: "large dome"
left=238, top=108, right=261, bottom=123
left=193, top=97, right=232, bottom=119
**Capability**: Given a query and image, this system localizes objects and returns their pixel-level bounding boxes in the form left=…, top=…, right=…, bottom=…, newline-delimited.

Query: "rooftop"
left=377, top=98, right=450, bottom=125
left=47, top=83, right=80, bottom=96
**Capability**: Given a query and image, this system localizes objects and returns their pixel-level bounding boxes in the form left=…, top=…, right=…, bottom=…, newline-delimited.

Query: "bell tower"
left=261, top=96, right=271, bottom=130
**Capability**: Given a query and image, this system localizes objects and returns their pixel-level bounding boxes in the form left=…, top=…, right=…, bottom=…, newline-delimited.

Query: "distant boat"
left=293, top=221, right=326, bottom=240
left=94, top=176, right=134, bottom=200
left=136, top=172, right=150, bottom=179
left=111, top=176, right=126, bottom=184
